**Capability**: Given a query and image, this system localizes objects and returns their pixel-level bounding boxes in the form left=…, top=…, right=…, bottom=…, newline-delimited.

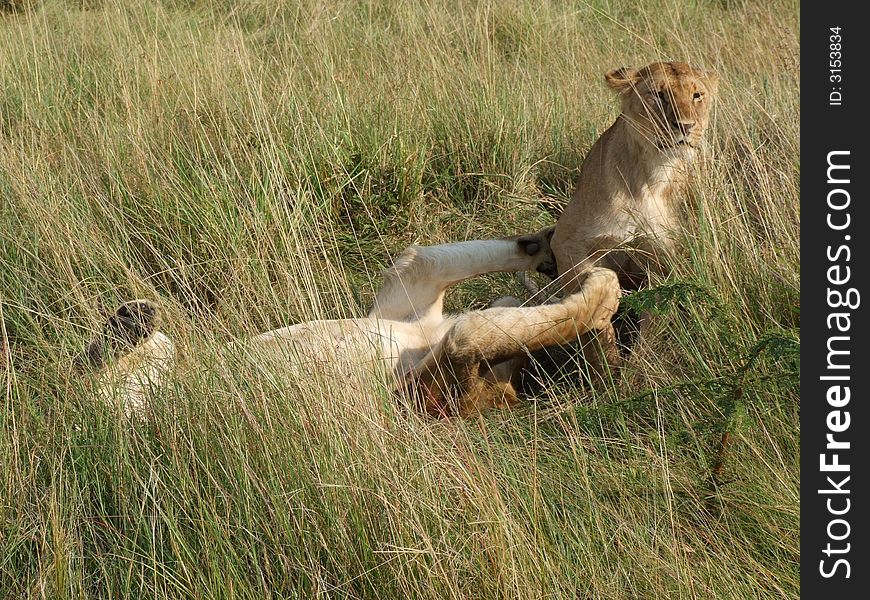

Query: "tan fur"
left=95, top=331, right=175, bottom=416
left=551, top=61, right=719, bottom=290
left=89, top=228, right=620, bottom=418
left=411, top=268, right=619, bottom=416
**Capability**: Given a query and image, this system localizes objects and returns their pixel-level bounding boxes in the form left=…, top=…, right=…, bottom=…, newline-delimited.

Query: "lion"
left=544, top=61, right=719, bottom=374
left=85, top=228, right=620, bottom=418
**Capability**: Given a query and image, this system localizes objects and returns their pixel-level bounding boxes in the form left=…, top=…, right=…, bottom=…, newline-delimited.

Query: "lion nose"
left=672, top=120, right=695, bottom=134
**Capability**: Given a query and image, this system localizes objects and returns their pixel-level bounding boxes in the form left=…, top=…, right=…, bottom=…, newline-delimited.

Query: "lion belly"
left=247, top=318, right=445, bottom=378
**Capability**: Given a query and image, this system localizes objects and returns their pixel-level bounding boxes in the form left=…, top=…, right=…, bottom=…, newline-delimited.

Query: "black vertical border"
left=802, top=3, right=869, bottom=596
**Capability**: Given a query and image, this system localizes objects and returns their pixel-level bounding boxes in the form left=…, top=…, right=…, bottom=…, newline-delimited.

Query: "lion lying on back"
left=87, top=228, right=620, bottom=418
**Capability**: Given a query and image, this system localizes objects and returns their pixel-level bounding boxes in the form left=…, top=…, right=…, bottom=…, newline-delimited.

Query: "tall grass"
left=1, top=0, right=799, bottom=598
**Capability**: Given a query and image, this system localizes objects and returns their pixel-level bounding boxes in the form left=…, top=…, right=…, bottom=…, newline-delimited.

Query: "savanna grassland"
left=0, top=0, right=799, bottom=598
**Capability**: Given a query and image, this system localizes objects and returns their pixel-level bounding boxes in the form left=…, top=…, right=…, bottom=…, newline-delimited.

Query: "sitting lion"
left=85, top=228, right=620, bottom=418
left=545, top=61, right=719, bottom=373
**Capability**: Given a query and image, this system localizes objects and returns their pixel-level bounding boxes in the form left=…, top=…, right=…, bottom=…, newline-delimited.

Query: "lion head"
left=604, top=61, right=718, bottom=151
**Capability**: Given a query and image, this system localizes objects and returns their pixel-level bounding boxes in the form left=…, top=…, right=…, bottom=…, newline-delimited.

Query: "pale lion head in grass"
left=605, top=61, right=719, bottom=151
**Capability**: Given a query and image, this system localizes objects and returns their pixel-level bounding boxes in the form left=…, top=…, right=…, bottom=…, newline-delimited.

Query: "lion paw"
left=566, top=267, right=621, bottom=331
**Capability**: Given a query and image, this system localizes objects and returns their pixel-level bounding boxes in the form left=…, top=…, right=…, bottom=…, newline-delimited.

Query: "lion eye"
left=657, top=91, right=669, bottom=102
left=693, top=91, right=704, bottom=102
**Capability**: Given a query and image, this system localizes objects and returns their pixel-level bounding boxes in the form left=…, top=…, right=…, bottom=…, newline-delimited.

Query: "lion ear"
left=604, top=67, right=639, bottom=92
left=703, top=70, right=720, bottom=94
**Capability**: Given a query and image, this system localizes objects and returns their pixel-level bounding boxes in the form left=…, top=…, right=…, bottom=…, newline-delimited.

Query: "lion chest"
left=629, top=187, right=677, bottom=243
left=615, top=159, right=684, bottom=244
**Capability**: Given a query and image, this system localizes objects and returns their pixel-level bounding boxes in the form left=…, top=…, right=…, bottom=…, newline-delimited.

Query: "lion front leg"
left=409, top=267, right=620, bottom=416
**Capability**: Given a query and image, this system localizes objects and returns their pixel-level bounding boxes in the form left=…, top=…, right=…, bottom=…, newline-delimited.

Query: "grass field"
left=0, top=0, right=799, bottom=598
